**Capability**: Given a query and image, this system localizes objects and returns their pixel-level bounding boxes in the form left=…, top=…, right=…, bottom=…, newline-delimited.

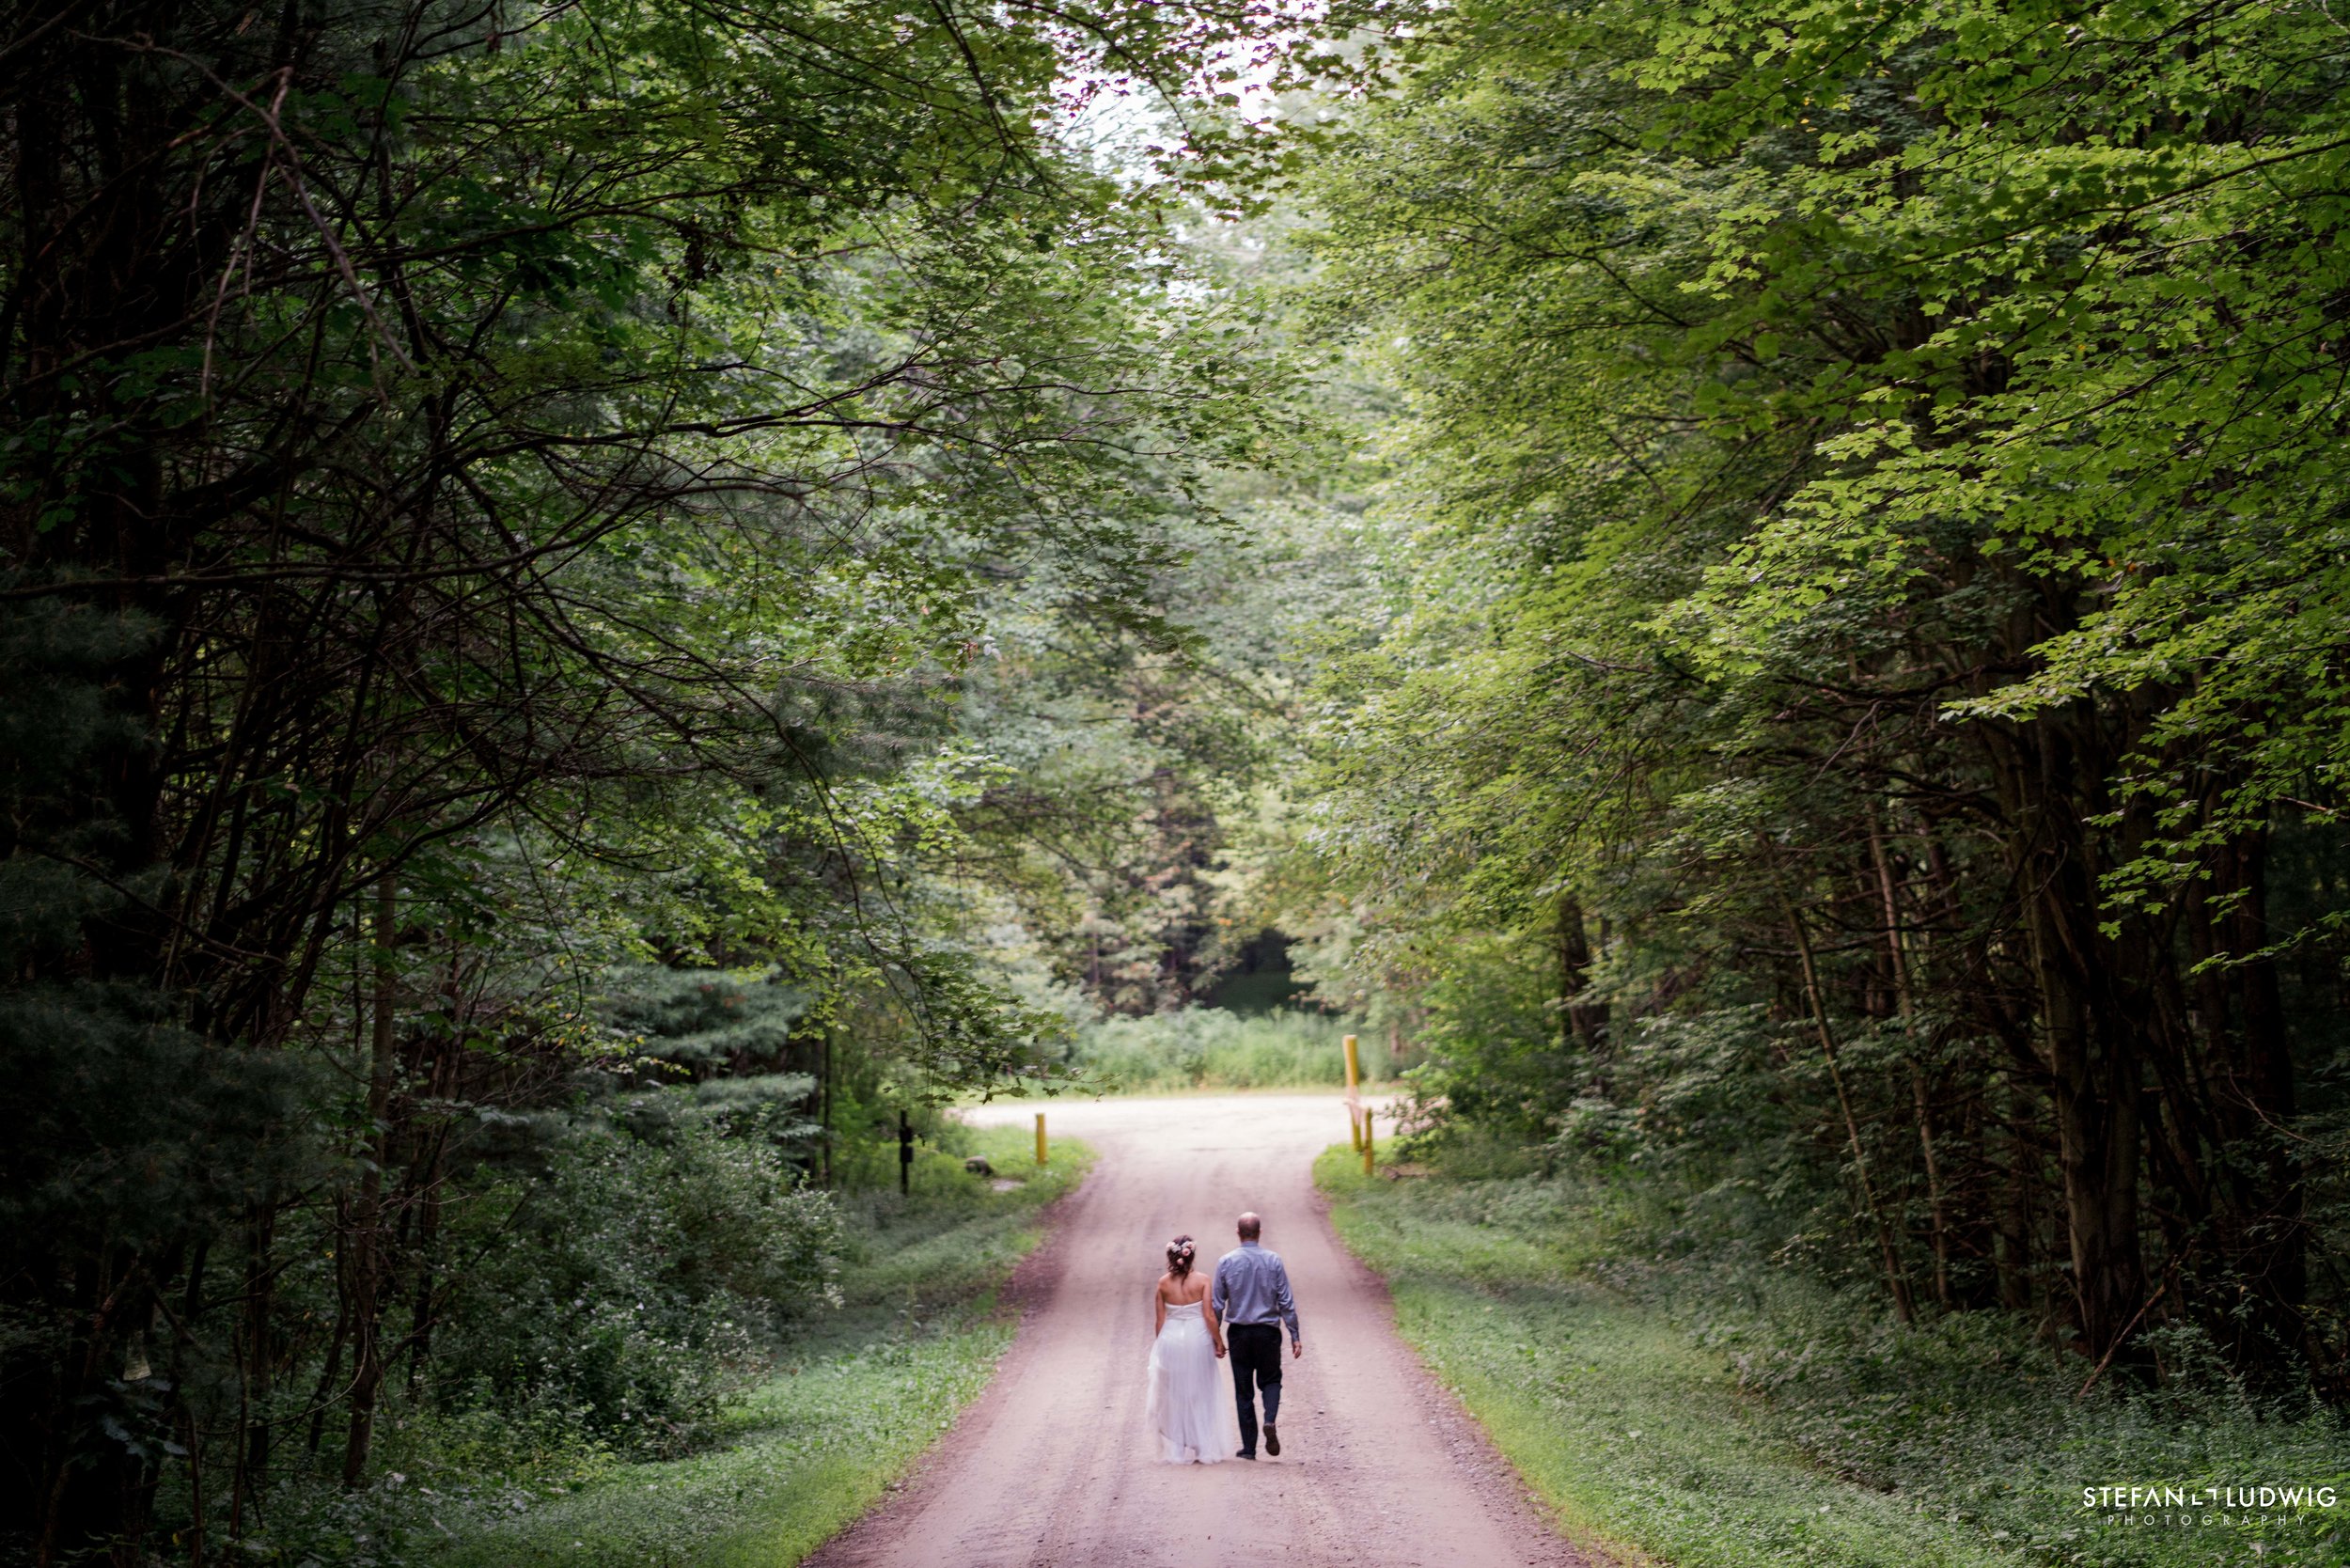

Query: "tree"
left=0, top=0, right=1386, bottom=1554
left=1277, top=0, right=2350, bottom=1389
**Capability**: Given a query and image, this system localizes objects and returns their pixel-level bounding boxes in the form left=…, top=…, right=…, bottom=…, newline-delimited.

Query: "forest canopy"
left=5, top=0, right=2350, bottom=1560
left=1270, top=0, right=2350, bottom=1401
left=0, top=0, right=1383, bottom=1556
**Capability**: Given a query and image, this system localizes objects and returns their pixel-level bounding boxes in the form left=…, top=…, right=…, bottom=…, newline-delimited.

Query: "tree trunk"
left=340, top=879, right=399, bottom=1487
left=1786, top=900, right=1915, bottom=1325
left=1868, top=816, right=1952, bottom=1309
left=2022, top=857, right=2148, bottom=1363
left=1994, top=1076, right=2038, bottom=1313
left=2210, top=834, right=2308, bottom=1376
left=230, top=1207, right=275, bottom=1532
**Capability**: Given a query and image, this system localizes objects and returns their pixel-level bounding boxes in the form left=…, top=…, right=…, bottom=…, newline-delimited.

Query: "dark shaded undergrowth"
left=245, top=1125, right=1088, bottom=1568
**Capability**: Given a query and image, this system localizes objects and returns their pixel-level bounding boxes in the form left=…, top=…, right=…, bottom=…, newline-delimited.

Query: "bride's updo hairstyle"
left=1166, top=1234, right=1197, bottom=1279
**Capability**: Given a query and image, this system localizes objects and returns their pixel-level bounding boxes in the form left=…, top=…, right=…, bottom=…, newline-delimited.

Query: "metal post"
left=1343, top=1032, right=1362, bottom=1152
left=898, top=1109, right=913, bottom=1195
left=1035, top=1111, right=1047, bottom=1167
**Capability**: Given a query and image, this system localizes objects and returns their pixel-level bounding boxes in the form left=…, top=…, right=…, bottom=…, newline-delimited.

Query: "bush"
left=434, top=1107, right=840, bottom=1455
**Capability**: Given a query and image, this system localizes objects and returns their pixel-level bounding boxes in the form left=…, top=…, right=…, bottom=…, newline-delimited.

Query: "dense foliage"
left=1320, top=1145, right=2347, bottom=1568
left=13, top=0, right=2350, bottom=1559
left=1063, top=1006, right=1395, bottom=1091
left=1273, top=0, right=2350, bottom=1401
left=0, top=0, right=1385, bottom=1558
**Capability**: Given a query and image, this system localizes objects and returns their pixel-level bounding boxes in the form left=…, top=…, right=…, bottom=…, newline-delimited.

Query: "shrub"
left=433, top=1109, right=839, bottom=1455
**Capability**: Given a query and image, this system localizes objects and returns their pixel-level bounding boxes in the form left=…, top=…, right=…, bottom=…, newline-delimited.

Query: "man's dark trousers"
left=1227, top=1322, right=1283, bottom=1455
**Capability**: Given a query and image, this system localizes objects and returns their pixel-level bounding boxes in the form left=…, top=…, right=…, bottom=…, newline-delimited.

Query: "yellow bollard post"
left=1362, top=1108, right=1375, bottom=1177
left=1035, top=1111, right=1047, bottom=1167
left=1344, top=1031, right=1363, bottom=1152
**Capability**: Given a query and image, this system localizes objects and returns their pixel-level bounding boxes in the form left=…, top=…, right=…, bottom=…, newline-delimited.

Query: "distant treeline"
left=1064, top=1008, right=1396, bottom=1092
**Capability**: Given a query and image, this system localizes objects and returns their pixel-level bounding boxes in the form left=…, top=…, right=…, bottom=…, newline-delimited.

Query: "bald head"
left=1236, top=1212, right=1261, bottom=1242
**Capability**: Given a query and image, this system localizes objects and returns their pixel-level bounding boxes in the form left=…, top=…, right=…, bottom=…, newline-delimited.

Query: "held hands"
left=1214, top=1340, right=1227, bottom=1359
left=1291, top=1339, right=1305, bottom=1360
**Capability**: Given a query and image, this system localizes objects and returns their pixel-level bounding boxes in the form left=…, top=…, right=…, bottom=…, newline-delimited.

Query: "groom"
left=1210, top=1211, right=1302, bottom=1460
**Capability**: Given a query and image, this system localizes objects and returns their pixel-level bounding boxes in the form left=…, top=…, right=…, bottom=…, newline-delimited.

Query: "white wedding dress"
left=1145, top=1300, right=1230, bottom=1463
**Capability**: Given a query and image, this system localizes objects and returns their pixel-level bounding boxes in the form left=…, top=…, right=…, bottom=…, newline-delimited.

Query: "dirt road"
left=808, top=1094, right=1589, bottom=1568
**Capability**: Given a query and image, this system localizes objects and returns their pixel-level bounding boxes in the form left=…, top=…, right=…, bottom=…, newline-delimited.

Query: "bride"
left=1145, top=1234, right=1229, bottom=1463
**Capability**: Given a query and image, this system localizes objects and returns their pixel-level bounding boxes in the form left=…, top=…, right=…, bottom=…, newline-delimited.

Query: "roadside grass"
left=432, top=1124, right=1090, bottom=1568
left=1317, top=1145, right=2347, bottom=1568
left=1067, top=1007, right=1395, bottom=1092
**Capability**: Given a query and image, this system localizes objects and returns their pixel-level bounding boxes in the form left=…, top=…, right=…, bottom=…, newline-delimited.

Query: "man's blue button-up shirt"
left=1212, top=1242, right=1300, bottom=1341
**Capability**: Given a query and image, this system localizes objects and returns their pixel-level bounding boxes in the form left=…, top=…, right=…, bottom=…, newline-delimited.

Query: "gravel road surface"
left=807, top=1093, right=1591, bottom=1568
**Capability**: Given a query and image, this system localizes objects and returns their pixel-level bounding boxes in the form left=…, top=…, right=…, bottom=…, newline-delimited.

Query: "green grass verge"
left=436, top=1125, right=1090, bottom=1568
left=1317, top=1144, right=2346, bottom=1568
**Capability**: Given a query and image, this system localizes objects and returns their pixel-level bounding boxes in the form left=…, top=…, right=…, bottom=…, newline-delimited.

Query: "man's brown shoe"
left=1263, top=1423, right=1280, bottom=1457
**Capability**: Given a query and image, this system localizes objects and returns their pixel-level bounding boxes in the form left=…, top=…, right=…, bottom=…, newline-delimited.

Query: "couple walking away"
left=1145, top=1212, right=1302, bottom=1465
